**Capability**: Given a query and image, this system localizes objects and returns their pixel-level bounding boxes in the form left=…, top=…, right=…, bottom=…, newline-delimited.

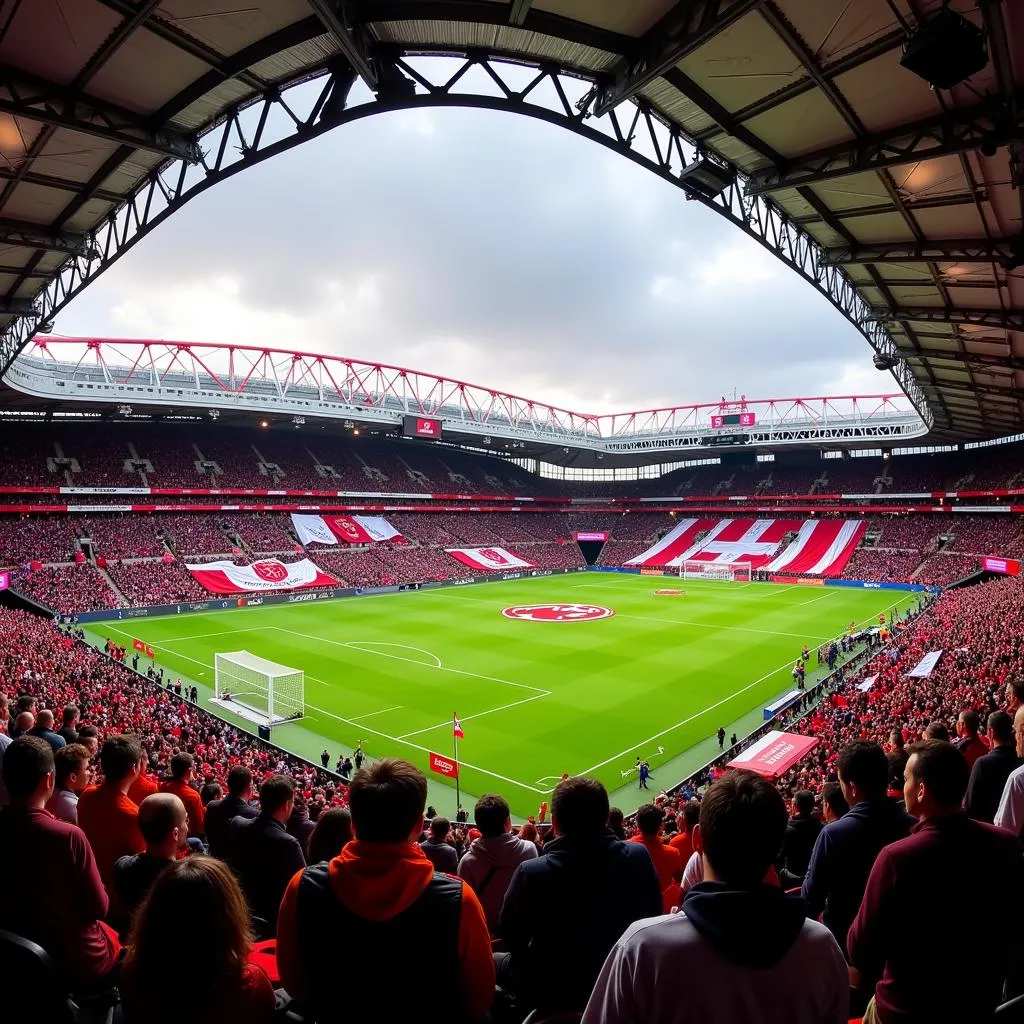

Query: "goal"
left=679, top=559, right=752, bottom=582
left=214, top=650, right=304, bottom=726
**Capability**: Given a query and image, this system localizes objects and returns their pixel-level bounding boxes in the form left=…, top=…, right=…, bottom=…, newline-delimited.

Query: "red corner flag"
left=453, top=713, right=464, bottom=739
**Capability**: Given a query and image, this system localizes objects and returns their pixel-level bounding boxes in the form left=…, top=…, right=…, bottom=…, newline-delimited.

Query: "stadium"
left=1, top=1, right=1023, bottom=1023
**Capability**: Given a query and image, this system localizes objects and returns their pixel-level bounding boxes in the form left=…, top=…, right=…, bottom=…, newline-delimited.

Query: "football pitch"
left=93, top=574, right=919, bottom=819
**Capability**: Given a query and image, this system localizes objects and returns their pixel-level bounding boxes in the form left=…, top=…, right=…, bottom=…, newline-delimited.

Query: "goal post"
left=679, top=559, right=752, bottom=582
left=214, top=650, right=304, bottom=726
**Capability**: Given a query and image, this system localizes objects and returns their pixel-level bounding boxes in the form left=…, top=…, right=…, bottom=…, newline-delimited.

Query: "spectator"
left=28, top=708, right=66, bottom=752
left=120, top=856, right=275, bottom=1024
left=77, top=734, right=146, bottom=890
left=583, top=772, right=848, bottom=1024
left=419, top=815, right=459, bottom=873
left=200, top=781, right=223, bottom=806
left=278, top=758, right=494, bottom=1022
left=498, top=776, right=662, bottom=1014
left=13, top=710, right=34, bottom=738
left=0, top=737, right=120, bottom=986
left=204, top=765, right=257, bottom=858
left=307, top=806, right=353, bottom=863
left=158, top=751, right=205, bottom=840
left=45, top=742, right=91, bottom=824
left=954, top=709, right=988, bottom=769
left=0, top=694, right=9, bottom=807
left=821, top=781, right=849, bottom=823
left=227, top=774, right=305, bottom=930
left=777, top=789, right=822, bottom=889
left=630, top=803, right=683, bottom=906
left=458, top=793, right=538, bottom=935
left=849, top=741, right=1024, bottom=1023
left=921, top=720, right=949, bottom=742
left=287, top=792, right=316, bottom=854
left=607, top=806, right=625, bottom=840
left=668, top=800, right=701, bottom=865
left=995, top=704, right=1024, bottom=837
left=966, top=710, right=1021, bottom=824
left=127, top=750, right=159, bottom=806
left=58, top=703, right=80, bottom=744
left=801, top=740, right=913, bottom=957
left=77, top=724, right=99, bottom=757
left=114, top=792, right=189, bottom=918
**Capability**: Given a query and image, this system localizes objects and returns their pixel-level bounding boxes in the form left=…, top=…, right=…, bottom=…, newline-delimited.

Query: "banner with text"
left=429, top=752, right=459, bottom=778
left=726, top=731, right=820, bottom=779
left=185, top=557, right=340, bottom=595
left=291, top=512, right=404, bottom=545
left=907, top=649, right=943, bottom=678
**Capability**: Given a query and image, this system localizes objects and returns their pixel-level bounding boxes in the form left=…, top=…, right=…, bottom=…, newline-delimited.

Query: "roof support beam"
left=0, top=166, right=123, bottom=204
left=509, top=0, right=533, bottom=25
left=0, top=298, right=36, bottom=315
left=0, top=219, right=97, bottom=258
left=745, top=96, right=1018, bottom=195
left=591, top=0, right=765, bottom=116
left=0, top=67, right=199, bottom=162
left=873, top=307, right=1024, bottom=330
left=306, top=0, right=379, bottom=90
left=824, top=240, right=1017, bottom=266
left=905, top=347, right=1024, bottom=371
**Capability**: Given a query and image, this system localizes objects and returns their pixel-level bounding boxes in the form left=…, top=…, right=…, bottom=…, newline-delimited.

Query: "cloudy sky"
left=60, top=63, right=886, bottom=415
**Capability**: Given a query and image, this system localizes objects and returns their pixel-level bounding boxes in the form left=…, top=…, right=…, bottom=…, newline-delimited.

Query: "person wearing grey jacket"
left=458, top=793, right=537, bottom=934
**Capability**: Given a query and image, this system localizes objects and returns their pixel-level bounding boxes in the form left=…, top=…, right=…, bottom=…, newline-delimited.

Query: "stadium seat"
left=0, top=927, right=115, bottom=1024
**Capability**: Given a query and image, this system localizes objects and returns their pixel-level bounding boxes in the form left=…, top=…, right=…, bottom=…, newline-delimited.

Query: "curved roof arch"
left=0, top=0, right=1020, bottom=438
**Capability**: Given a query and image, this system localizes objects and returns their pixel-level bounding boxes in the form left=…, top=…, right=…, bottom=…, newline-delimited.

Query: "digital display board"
left=402, top=415, right=442, bottom=440
left=983, top=556, right=1021, bottom=576
left=711, top=412, right=756, bottom=429
left=701, top=433, right=749, bottom=446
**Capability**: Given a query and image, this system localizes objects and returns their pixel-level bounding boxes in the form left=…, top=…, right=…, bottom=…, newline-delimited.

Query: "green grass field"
left=94, top=574, right=918, bottom=819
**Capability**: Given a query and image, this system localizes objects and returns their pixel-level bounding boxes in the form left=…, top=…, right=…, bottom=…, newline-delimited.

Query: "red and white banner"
left=625, top=517, right=711, bottom=567
left=429, top=752, right=459, bottom=778
left=679, top=518, right=802, bottom=569
left=184, top=557, right=340, bottom=595
left=983, top=556, right=1021, bottom=576
left=726, top=731, right=820, bottom=779
left=291, top=512, right=404, bottom=545
left=445, top=546, right=536, bottom=571
left=763, top=519, right=866, bottom=576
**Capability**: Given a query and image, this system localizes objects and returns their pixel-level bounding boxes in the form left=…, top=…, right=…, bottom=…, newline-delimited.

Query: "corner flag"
left=453, top=712, right=464, bottom=739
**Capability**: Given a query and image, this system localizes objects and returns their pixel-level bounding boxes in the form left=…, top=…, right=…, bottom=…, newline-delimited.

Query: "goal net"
left=214, top=650, right=304, bottom=726
left=679, top=560, right=752, bottom=582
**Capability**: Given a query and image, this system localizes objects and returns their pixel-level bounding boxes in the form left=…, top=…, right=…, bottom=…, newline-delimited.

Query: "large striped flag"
left=453, top=713, right=464, bottom=739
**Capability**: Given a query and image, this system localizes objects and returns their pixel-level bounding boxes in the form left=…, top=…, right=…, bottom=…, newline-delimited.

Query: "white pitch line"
left=398, top=690, right=550, bottom=739
left=268, top=626, right=548, bottom=695
left=793, top=592, right=833, bottom=607
left=154, top=627, right=266, bottom=642
left=349, top=704, right=404, bottom=721
left=573, top=654, right=800, bottom=778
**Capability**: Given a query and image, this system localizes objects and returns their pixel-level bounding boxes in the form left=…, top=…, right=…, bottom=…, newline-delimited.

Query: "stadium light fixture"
left=260, top=420, right=268, bottom=428
left=207, top=409, right=219, bottom=420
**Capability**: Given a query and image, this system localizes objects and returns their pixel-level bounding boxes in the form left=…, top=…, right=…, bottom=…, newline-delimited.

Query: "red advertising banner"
left=429, top=752, right=459, bottom=778
left=726, top=731, right=820, bottom=779
left=769, top=574, right=825, bottom=586
left=983, top=556, right=1021, bottom=576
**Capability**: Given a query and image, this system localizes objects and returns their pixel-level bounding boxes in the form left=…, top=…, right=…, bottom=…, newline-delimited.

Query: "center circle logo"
left=253, top=560, right=288, bottom=582
left=501, top=603, right=614, bottom=622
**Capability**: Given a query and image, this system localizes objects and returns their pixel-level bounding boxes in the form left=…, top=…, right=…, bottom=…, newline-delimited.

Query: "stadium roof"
left=1, top=0, right=1021, bottom=440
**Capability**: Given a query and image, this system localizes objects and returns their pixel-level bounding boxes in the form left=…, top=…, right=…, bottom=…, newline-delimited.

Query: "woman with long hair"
left=120, top=856, right=275, bottom=1024
left=307, top=806, right=353, bottom=864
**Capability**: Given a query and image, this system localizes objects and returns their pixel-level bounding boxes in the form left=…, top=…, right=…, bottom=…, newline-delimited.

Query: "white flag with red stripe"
left=453, top=713, right=464, bottom=739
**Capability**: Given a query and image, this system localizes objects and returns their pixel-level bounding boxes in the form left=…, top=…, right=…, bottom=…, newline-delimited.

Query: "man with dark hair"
left=584, top=772, right=848, bottom=1024
left=158, top=751, right=205, bottom=839
left=114, top=792, right=189, bottom=916
left=630, top=803, right=683, bottom=899
left=0, top=737, right=120, bottom=986
left=28, top=709, right=66, bottom=752
left=921, top=720, right=949, bottom=742
left=821, top=781, right=849, bottom=822
left=77, top=724, right=99, bottom=757
left=458, top=793, right=538, bottom=934
left=802, top=740, right=913, bottom=957
left=419, top=815, right=458, bottom=873
left=966, top=710, right=1021, bottom=823
left=669, top=799, right=702, bottom=865
left=205, top=765, right=257, bottom=857
left=45, top=742, right=91, bottom=824
left=77, top=734, right=146, bottom=891
left=58, top=704, right=80, bottom=745
left=498, top=775, right=662, bottom=1014
left=954, top=709, right=988, bottom=769
left=777, top=789, right=822, bottom=888
left=10, top=695, right=36, bottom=737
left=278, top=759, right=494, bottom=1022
left=850, top=741, right=1024, bottom=1023
left=994, top=705, right=1024, bottom=836
left=227, top=774, right=305, bottom=928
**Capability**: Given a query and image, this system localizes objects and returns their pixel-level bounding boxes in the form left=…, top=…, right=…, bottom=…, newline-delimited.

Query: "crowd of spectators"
left=221, top=514, right=298, bottom=553
left=0, top=515, right=83, bottom=564
left=13, top=564, right=120, bottom=614
left=80, top=516, right=166, bottom=559
left=104, top=560, right=211, bottom=606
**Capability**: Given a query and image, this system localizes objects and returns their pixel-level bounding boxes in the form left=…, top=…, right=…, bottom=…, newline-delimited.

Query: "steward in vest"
left=277, top=758, right=494, bottom=1023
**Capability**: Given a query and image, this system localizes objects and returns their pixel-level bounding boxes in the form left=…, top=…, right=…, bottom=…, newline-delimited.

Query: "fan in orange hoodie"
left=278, top=759, right=493, bottom=1023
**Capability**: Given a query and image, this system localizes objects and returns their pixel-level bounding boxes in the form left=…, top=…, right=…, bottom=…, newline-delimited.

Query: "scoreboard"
left=402, top=415, right=442, bottom=439
left=711, top=412, right=756, bottom=429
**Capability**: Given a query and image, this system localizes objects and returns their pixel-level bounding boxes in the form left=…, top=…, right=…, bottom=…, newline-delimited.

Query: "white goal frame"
left=214, top=650, right=304, bottom=726
left=679, top=559, right=752, bottom=582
